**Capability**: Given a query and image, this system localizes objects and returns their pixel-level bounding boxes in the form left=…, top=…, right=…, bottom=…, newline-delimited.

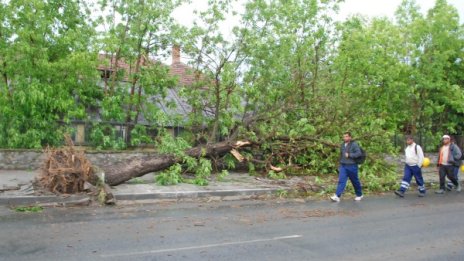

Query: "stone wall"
left=0, top=149, right=443, bottom=171
left=0, top=149, right=156, bottom=170
left=0, top=150, right=45, bottom=170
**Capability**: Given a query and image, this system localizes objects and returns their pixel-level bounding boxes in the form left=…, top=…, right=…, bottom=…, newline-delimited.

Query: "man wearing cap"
left=394, top=136, right=426, bottom=197
left=446, top=136, right=461, bottom=191
left=436, top=135, right=462, bottom=194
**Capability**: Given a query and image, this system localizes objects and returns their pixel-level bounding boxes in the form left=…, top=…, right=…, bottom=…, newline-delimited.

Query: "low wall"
left=0, top=149, right=156, bottom=170
left=0, top=149, right=442, bottom=171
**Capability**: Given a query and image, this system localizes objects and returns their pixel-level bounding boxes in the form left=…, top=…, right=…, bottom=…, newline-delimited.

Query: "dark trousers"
left=439, top=165, right=459, bottom=189
left=336, top=164, right=362, bottom=197
left=447, top=166, right=460, bottom=188
left=399, top=165, right=425, bottom=193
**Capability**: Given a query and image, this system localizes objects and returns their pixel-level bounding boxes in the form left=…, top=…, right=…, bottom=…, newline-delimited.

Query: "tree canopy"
left=1, top=0, right=463, bottom=181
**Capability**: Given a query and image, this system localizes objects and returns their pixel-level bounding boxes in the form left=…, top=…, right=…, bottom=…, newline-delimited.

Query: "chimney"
left=172, top=44, right=181, bottom=64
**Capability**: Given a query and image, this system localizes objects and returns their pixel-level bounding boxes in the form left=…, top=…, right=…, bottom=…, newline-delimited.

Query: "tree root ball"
left=38, top=141, right=93, bottom=194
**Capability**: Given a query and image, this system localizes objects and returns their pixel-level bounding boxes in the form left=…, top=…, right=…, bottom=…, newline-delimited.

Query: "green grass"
left=14, top=205, right=43, bottom=213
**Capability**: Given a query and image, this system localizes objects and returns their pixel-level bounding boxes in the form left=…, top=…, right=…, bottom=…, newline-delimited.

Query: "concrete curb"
left=113, top=188, right=283, bottom=201
left=0, top=187, right=287, bottom=206
left=0, top=195, right=91, bottom=206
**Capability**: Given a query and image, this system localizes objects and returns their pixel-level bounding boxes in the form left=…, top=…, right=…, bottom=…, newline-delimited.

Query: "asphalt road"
left=0, top=193, right=463, bottom=261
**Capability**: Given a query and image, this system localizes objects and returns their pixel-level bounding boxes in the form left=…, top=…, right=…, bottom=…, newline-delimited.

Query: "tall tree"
left=240, top=0, right=336, bottom=133
left=96, top=0, right=180, bottom=147
left=236, top=0, right=344, bottom=173
left=332, top=16, right=410, bottom=147
left=0, top=0, right=98, bottom=148
left=395, top=0, right=464, bottom=137
left=178, top=0, right=246, bottom=144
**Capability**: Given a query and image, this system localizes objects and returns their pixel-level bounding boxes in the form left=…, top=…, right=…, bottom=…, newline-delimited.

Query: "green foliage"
left=130, top=125, right=153, bottom=147
left=267, top=170, right=286, bottom=180
left=89, top=124, right=127, bottom=150
left=96, top=0, right=180, bottom=146
left=393, top=0, right=464, bottom=135
left=178, top=0, right=245, bottom=143
left=0, top=0, right=463, bottom=194
left=155, top=163, right=183, bottom=185
left=359, top=159, right=398, bottom=192
left=218, top=169, right=229, bottom=181
left=237, top=0, right=463, bottom=184
left=157, top=134, right=191, bottom=156
left=152, top=135, right=215, bottom=186
left=193, top=158, right=212, bottom=186
left=248, top=162, right=256, bottom=175
left=222, top=153, right=237, bottom=170
left=14, top=205, right=44, bottom=213
left=129, top=177, right=146, bottom=184
left=0, top=0, right=98, bottom=148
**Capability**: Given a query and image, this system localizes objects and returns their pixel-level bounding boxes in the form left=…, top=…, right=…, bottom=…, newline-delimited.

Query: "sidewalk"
left=0, top=166, right=449, bottom=207
left=0, top=170, right=292, bottom=206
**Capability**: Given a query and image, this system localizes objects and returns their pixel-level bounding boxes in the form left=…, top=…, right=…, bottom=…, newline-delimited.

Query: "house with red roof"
left=73, top=46, right=200, bottom=145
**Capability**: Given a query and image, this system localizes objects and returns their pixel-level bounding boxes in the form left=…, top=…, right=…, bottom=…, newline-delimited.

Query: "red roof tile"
left=98, top=46, right=204, bottom=87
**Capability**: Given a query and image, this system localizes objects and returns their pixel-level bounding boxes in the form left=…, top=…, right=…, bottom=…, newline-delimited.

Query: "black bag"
left=459, top=145, right=464, bottom=161
left=354, top=146, right=366, bottom=164
left=450, top=144, right=464, bottom=161
left=349, top=142, right=366, bottom=164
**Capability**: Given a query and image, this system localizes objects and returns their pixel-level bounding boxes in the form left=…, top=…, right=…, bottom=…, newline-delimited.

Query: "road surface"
left=0, top=193, right=463, bottom=261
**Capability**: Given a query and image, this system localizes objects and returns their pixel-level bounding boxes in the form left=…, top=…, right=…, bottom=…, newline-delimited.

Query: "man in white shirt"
left=395, top=136, right=426, bottom=197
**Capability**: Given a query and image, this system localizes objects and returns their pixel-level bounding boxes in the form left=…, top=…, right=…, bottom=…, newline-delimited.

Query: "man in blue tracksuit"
left=331, top=132, right=363, bottom=202
left=394, top=136, right=425, bottom=197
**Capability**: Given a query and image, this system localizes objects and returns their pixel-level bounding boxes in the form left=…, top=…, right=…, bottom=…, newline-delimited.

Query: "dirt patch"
left=279, top=208, right=358, bottom=218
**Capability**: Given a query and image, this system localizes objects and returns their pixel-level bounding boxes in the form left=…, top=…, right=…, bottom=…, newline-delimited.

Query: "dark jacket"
left=340, top=141, right=362, bottom=165
left=439, top=143, right=462, bottom=167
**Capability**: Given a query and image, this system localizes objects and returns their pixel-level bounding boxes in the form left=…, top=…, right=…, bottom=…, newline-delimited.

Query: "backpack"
left=446, top=144, right=463, bottom=166
left=350, top=142, right=366, bottom=164
left=458, top=145, right=464, bottom=161
left=450, top=144, right=464, bottom=161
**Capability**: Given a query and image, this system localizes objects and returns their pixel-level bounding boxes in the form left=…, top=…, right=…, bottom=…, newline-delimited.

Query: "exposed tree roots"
left=38, top=137, right=114, bottom=205
left=39, top=140, right=92, bottom=194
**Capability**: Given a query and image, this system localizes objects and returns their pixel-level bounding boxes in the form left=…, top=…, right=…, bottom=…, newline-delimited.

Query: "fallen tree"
left=99, top=136, right=337, bottom=186
left=39, top=134, right=347, bottom=202
left=39, top=139, right=252, bottom=200
left=101, top=140, right=251, bottom=186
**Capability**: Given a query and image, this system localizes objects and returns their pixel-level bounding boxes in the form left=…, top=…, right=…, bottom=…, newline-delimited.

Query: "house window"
left=99, top=69, right=114, bottom=79
left=75, top=124, right=86, bottom=145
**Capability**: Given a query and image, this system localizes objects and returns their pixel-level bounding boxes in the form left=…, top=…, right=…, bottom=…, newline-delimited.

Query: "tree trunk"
left=102, top=140, right=249, bottom=186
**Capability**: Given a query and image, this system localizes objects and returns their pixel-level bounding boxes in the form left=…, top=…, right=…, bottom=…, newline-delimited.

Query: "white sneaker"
left=330, top=195, right=340, bottom=202
left=354, top=195, right=363, bottom=201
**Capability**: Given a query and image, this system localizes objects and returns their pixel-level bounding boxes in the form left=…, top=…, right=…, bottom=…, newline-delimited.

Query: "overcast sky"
left=169, top=0, right=463, bottom=63
left=173, top=0, right=464, bottom=28
left=337, top=0, right=463, bottom=21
